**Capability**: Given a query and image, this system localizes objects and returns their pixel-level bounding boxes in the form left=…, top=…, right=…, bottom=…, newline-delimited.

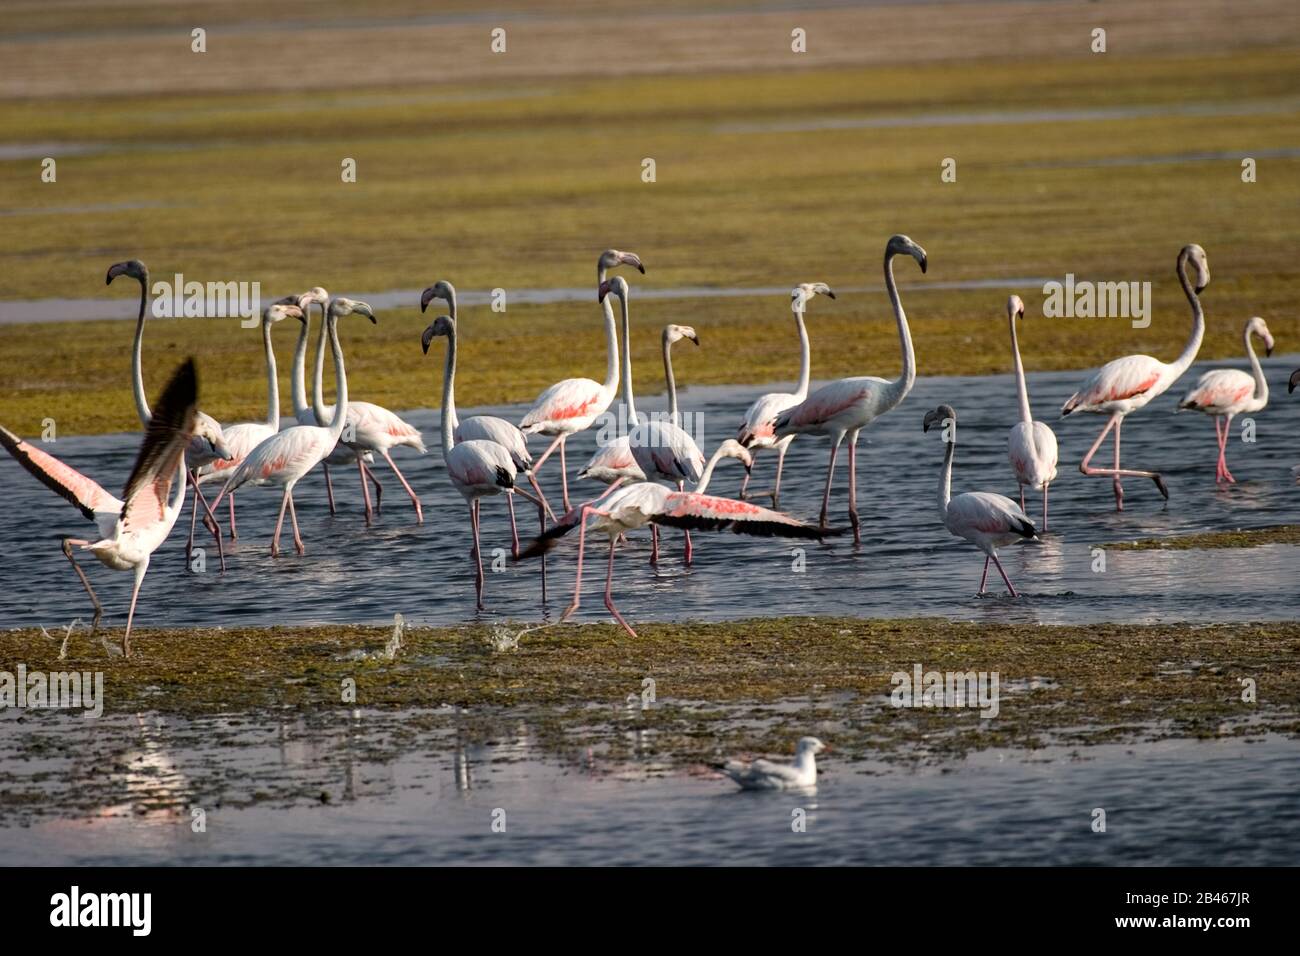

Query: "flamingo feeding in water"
left=522, top=440, right=828, bottom=638
left=108, top=259, right=232, bottom=568
left=1004, top=294, right=1059, bottom=529
left=520, top=249, right=644, bottom=513
left=423, top=314, right=538, bottom=610
left=1177, top=316, right=1274, bottom=484
left=737, top=282, right=834, bottom=507
left=0, top=358, right=203, bottom=656
left=211, top=298, right=375, bottom=556
left=923, top=404, right=1037, bottom=597
left=774, top=234, right=928, bottom=543
left=1060, top=244, right=1210, bottom=510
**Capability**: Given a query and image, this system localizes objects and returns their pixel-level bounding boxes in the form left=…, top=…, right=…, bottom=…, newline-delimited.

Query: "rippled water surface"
left=2, top=358, right=1298, bottom=632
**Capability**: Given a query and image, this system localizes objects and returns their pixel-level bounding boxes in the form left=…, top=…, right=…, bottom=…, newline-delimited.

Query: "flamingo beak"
left=598, top=280, right=611, bottom=302
left=689, top=333, right=700, bottom=346
left=621, top=252, right=645, bottom=274
left=825, top=290, right=836, bottom=299
left=420, top=324, right=436, bottom=355
left=1289, top=369, right=1300, bottom=394
left=106, top=262, right=128, bottom=284
left=214, top=437, right=234, bottom=461
left=419, top=287, right=436, bottom=314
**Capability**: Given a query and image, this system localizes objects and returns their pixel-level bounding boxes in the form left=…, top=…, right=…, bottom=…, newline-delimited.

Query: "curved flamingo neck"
left=1245, top=325, right=1268, bottom=403
left=617, top=293, right=638, bottom=427
left=1168, top=248, right=1206, bottom=380
left=130, top=273, right=151, bottom=425
left=694, top=447, right=732, bottom=493
left=1009, top=313, right=1034, bottom=429
left=325, top=313, right=348, bottom=442
left=937, top=424, right=954, bottom=519
left=440, top=323, right=458, bottom=457
left=312, top=307, right=332, bottom=425
left=260, top=316, right=280, bottom=431
left=882, top=251, right=917, bottom=409
left=600, top=295, right=620, bottom=401
left=662, top=330, right=680, bottom=424
left=290, top=312, right=312, bottom=420
left=792, top=306, right=811, bottom=400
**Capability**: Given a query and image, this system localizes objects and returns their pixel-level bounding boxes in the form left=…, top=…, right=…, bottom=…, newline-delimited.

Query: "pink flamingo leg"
left=772, top=439, right=789, bottom=507
left=527, top=472, right=558, bottom=525
left=122, top=565, right=146, bottom=658
left=506, top=491, right=521, bottom=559
left=1042, top=484, right=1049, bottom=532
left=530, top=433, right=568, bottom=511
left=381, top=449, right=423, bottom=524
left=649, top=524, right=660, bottom=565
left=1214, top=416, right=1227, bottom=482
left=560, top=506, right=596, bottom=622
left=990, top=552, right=1019, bottom=597
left=1019, top=485, right=1026, bottom=513
left=603, top=537, right=636, bottom=638
left=847, top=432, right=861, bottom=544
left=365, top=462, right=384, bottom=513
left=357, top=457, right=374, bottom=525
left=62, top=538, right=103, bottom=628
left=470, top=499, right=485, bottom=610
left=287, top=492, right=304, bottom=554
left=819, top=439, right=841, bottom=529
left=1221, top=414, right=1237, bottom=483
left=739, top=462, right=754, bottom=500
left=271, top=488, right=290, bottom=557
left=323, top=463, right=337, bottom=515
left=558, top=436, right=571, bottom=513
left=1079, top=412, right=1167, bottom=509
left=228, top=492, right=238, bottom=538
left=978, top=555, right=990, bottom=594
left=185, top=479, right=226, bottom=572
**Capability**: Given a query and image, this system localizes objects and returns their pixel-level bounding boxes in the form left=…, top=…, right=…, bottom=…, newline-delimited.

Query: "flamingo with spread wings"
left=1, top=358, right=203, bottom=656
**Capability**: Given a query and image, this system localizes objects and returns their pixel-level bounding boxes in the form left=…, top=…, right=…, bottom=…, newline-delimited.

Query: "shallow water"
left=1, top=707, right=1295, bottom=866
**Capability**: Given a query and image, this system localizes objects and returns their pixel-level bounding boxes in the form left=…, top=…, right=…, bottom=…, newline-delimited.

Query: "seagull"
left=716, top=737, right=827, bottom=791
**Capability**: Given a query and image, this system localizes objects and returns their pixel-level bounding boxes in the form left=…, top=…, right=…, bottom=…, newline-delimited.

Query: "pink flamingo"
left=923, top=404, right=1037, bottom=597
left=0, top=359, right=205, bottom=656
left=309, top=297, right=425, bottom=526
left=520, top=249, right=644, bottom=513
left=1005, top=295, right=1059, bottom=529
left=737, top=282, right=835, bottom=507
left=578, top=276, right=648, bottom=488
left=211, top=298, right=375, bottom=556
left=774, top=234, right=928, bottom=542
left=1177, top=316, right=1274, bottom=483
left=284, top=288, right=385, bottom=517
left=423, top=314, right=538, bottom=610
left=1061, top=244, right=1210, bottom=509
left=523, top=440, right=827, bottom=637
left=108, top=259, right=233, bottom=568
left=192, top=301, right=304, bottom=536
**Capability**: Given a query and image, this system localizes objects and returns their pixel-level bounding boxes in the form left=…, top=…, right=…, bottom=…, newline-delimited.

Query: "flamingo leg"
left=990, top=552, right=1019, bottom=597
left=189, top=470, right=219, bottom=537
left=227, top=491, right=238, bottom=539
left=287, top=492, right=304, bottom=555
left=772, top=438, right=790, bottom=507
left=271, top=487, right=290, bottom=557
left=122, top=562, right=147, bottom=658
left=1042, top=484, right=1049, bottom=532
left=1079, top=412, right=1167, bottom=509
left=604, top=537, right=636, bottom=638
left=1221, top=414, right=1237, bottom=483
left=558, top=436, right=571, bottom=513
left=650, top=524, right=660, bottom=565
left=366, top=462, right=384, bottom=513
left=978, top=555, right=990, bottom=594
left=527, top=472, right=558, bottom=525
left=62, top=538, right=103, bottom=629
left=819, top=438, right=842, bottom=529
left=470, top=499, right=485, bottom=610
left=357, top=457, right=374, bottom=526
left=324, top=463, right=337, bottom=515
left=679, top=479, right=693, bottom=565
left=1213, top=416, right=1226, bottom=482
left=738, top=457, right=755, bottom=500
left=538, top=492, right=548, bottom=604
left=186, top=479, right=226, bottom=572
left=381, top=449, right=423, bottom=524
left=528, top=433, right=569, bottom=512
left=1019, top=485, right=1026, bottom=513
left=560, top=506, right=595, bottom=623
left=506, top=491, right=521, bottom=559
left=847, top=431, right=861, bottom=544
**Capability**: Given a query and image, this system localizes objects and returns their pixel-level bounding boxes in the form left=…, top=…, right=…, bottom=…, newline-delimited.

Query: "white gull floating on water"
left=716, top=737, right=826, bottom=791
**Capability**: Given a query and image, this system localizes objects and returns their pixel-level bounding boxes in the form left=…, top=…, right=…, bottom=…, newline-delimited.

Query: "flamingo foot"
left=1113, top=477, right=1125, bottom=511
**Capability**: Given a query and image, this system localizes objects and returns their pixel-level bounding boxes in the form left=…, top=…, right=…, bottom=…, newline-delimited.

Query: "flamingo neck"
left=440, top=324, right=458, bottom=457
left=312, top=307, right=333, bottom=425
left=938, top=426, right=954, bottom=519
left=694, top=446, right=730, bottom=493
left=662, top=329, right=679, bottom=424
left=618, top=294, right=638, bottom=428
left=290, top=312, right=311, bottom=420
left=325, top=314, right=348, bottom=442
left=1168, top=248, right=1206, bottom=380
left=130, top=275, right=151, bottom=425
left=793, top=306, right=811, bottom=400
left=1245, top=325, right=1268, bottom=404
left=1009, top=313, right=1034, bottom=430
left=881, top=252, right=917, bottom=409
left=601, top=295, right=620, bottom=401
left=261, top=316, right=280, bottom=431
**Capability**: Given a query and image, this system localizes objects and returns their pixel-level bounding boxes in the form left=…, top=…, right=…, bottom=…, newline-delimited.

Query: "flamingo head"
left=420, top=280, right=455, bottom=314
left=193, top=412, right=234, bottom=461
left=1007, top=294, right=1026, bottom=320
left=328, top=297, right=377, bottom=323
left=106, top=259, right=147, bottom=285
left=597, top=249, right=645, bottom=287
left=1246, top=316, right=1274, bottom=357
left=1181, top=244, right=1210, bottom=294
left=923, top=403, right=957, bottom=434
left=296, top=287, right=329, bottom=312
left=420, top=314, right=454, bottom=355
left=263, top=302, right=303, bottom=326
left=792, top=282, right=835, bottom=312
left=599, top=274, right=629, bottom=304
left=664, top=324, right=699, bottom=348
left=886, top=234, right=928, bottom=274
left=796, top=737, right=827, bottom=757
left=714, top=438, right=753, bottom=475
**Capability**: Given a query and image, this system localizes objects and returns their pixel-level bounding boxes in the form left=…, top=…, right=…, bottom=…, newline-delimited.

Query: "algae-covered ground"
left=1105, top=525, right=1300, bottom=551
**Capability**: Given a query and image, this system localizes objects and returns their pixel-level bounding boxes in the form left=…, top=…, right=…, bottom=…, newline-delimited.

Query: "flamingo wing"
left=1062, top=355, right=1164, bottom=413
left=654, top=491, right=829, bottom=538
left=0, top=425, right=120, bottom=522
left=520, top=378, right=604, bottom=432
left=579, top=435, right=645, bottom=482
left=456, top=415, right=531, bottom=469
left=947, top=491, right=1036, bottom=538
left=350, top=401, right=427, bottom=453
left=775, top=377, right=880, bottom=432
left=447, top=439, right=516, bottom=493
left=1178, top=368, right=1254, bottom=412
left=120, top=358, right=198, bottom=533
left=738, top=391, right=797, bottom=446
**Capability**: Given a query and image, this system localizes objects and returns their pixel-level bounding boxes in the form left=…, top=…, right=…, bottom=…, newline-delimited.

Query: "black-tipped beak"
left=922, top=410, right=940, bottom=433
left=420, top=325, right=435, bottom=355
left=419, top=288, right=436, bottom=314
left=1266, top=345, right=1274, bottom=357
left=690, top=334, right=700, bottom=346
left=919, top=257, right=928, bottom=275
left=1195, top=284, right=1207, bottom=295
left=106, top=263, right=126, bottom=285
left=825, top=290, right=836, bottom=300
left=637, top=263, right=646, bottom=274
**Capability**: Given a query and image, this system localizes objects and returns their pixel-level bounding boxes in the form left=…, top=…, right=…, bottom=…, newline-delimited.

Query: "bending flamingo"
left=0, top=359, right=202, bottom=656
left=737, top=282, right=835, bottom=506
left=1061, top=244, right=1210, bottom=509
left=108, top=259, right=232, bottom=567
left=1177, top=316, right=1274, bottom=483
left=212, top=298, right=375, bottom=556
left=521, top=440, right=825, bottom=637
left=422, top=314, right=533, bottom=610
left=923, top=404, right=1037, bottom=597
left=520, top=249, right=644, bottom=513
left=774, top=234, right=928, bottom=542
left=1004, top=294, right=1059, bottom=529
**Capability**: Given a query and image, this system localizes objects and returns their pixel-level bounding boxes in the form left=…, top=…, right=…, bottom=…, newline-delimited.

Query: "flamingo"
left=1061, top=244, right=1210, bottom=509
left=309, top=294, right=426, bottom=525
left=285, top=287, right=384, bottom=517
left=0, top=358, right=202, bottom=656
left=422, top=314, right=533, bottom=610
left=628, top=314, right=706, bottom=564
left=737, top=282, right=835, bottom=507
left=522, top=440, right=828, bottom=638
left=923, top=404, right=1037, bottom=597
left=192, top=301, right=303, bottom=538
left=420, top=279, right=555, bottom=532
left=211, top=298, right=375, bottom=556
left=577, top=275, right=648, bottom=488
left=716, top=737, right=826, bottom=791
left=520, top=249, right=644, bottom=513
left=774, top=234, right=928, bottom=543
left=1004, top=294, right=1059, bottom=529
left=108, top=259, right=233, bottom=568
